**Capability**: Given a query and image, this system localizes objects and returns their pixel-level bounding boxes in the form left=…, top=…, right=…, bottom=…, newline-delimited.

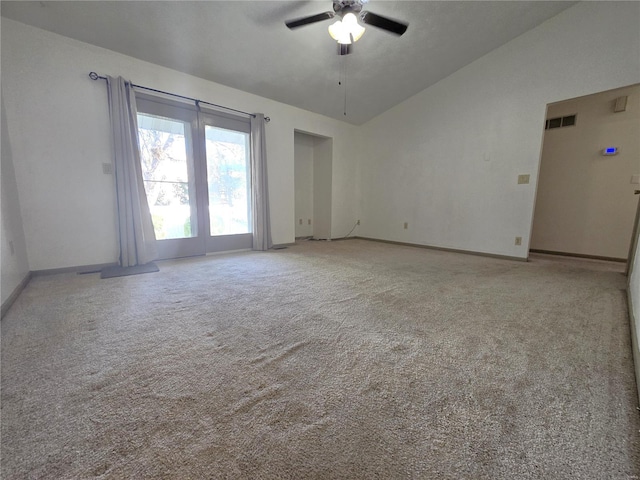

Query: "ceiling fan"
left=285, top=0, right=408, bottom=55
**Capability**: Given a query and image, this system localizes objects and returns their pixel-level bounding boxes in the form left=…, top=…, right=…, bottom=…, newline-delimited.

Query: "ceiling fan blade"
left=360, top=11, right=408, bottom=36
left=285, top=11, right=335, bottom=29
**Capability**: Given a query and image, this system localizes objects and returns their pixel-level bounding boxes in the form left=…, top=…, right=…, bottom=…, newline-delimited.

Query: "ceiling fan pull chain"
left=343, top=58, right=348, bottom=116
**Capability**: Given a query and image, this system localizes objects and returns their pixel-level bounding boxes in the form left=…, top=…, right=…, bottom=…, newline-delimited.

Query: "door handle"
left=635, top=190, right=640, bottom=195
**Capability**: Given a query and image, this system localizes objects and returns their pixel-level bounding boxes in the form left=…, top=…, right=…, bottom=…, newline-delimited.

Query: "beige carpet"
left=2, top=239, right=639, bottom=479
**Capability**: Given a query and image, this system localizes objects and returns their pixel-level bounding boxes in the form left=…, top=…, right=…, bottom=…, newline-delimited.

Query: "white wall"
left=531, top=85, right=640, bottom=259
left=1, top=94, right=30, bottom=305
left=3, top=3, right=639, bottom=269
left=357, top=2, right=640, bottom=259
left=294, top=133, right=314, bottom=238
left=1, top=17, right=360, bottom=270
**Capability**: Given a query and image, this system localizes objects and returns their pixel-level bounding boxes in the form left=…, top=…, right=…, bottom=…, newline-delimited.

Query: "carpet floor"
left=1, top=239, right=639, bottom=479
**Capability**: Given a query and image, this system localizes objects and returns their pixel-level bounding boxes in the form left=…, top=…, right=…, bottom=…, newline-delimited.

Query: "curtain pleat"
left=250, top=114, right=272, bottom=251
left=106, top=76, right=158, bottom=266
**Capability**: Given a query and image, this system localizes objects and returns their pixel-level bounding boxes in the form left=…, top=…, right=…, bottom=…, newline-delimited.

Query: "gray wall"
left=531, top=84, right=640, bottom=259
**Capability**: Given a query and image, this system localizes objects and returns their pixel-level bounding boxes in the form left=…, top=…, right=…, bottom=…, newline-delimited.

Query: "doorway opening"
left=294, top=131, right=333, bottom=240
left=530, top=84, right=640, bottom=267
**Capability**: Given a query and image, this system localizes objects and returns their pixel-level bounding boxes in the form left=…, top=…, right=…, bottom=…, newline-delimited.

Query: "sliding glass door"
left=136, top=95, right=252, bottom=259
left=201, top=112, right=252, bottom=253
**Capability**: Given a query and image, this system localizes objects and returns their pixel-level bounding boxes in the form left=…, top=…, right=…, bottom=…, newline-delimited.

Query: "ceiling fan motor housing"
left=333, top=0, right=365, bottom=15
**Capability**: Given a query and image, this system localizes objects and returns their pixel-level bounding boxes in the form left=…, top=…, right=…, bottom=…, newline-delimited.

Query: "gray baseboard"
left=330, top=236, right=358, bottom=242
left=31, top=262, right=117, bottom=276
left=529, top=249, right=626, bottom=263
left=1, top=271, right=32, bottom=319
left=355, top=236, right=527, bottom=262
left=272, top=243, right=295, bottom=249
left=2, top=262, right=117, bottom=318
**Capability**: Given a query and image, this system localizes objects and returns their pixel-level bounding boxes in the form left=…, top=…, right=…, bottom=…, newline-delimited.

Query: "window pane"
left=205, top=126, right=251, bottom=236
left=138, top=113, right=196, bottom=240
left=138, top=114, right=189, bottom=182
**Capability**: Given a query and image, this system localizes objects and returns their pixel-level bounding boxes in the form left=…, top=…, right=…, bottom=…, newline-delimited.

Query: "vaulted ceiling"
left=1, top=1, right=576, bottom=124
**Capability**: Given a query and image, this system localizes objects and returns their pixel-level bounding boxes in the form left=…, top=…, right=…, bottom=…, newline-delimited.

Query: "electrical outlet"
left=299, top=219, right=303, bottom=225
left=357, top=219, right=360, bottom=225
left=308, top=219, right=311, bottom=225
left=102, top=163, right=113, bottom=174
left=631, top=174, right=640, bottom=184
left=517, top=174, right=530, bottom=185
left=515, top=236, right=522, bottom=246
left=404, top=222, right=408, bottom=230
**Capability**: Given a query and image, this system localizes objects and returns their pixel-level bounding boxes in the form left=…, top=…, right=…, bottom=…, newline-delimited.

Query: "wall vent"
left=614, top=96, right=628, bottom=113
left=547, top=117, right=562, bottom=129
left=545, top=114, right=577, bottom=130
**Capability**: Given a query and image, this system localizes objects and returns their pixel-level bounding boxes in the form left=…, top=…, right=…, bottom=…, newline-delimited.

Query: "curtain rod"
left=88, top=72, right=270, bottom=122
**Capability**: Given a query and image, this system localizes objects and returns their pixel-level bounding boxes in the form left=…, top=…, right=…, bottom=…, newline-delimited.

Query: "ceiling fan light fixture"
left=328, top=20, right=350, bottom=44
left=328, top=12, right=365, bottom=44
left=344, top=12, right=366, bottom=42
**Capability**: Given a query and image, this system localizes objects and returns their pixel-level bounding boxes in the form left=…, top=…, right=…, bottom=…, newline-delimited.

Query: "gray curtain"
left=250, top=113, right=272, bottom=251
left=106, top=76, right=158, bottom=266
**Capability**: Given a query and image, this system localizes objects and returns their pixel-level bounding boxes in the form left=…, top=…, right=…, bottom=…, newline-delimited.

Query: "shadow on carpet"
left=100, top=262, right=159, bottom=279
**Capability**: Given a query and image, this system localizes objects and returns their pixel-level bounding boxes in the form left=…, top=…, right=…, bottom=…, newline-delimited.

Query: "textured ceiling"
left=1, top=1, right=576, bottom=124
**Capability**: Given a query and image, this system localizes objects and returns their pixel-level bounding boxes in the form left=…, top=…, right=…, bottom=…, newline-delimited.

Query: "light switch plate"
left=631, top=174, right=640, bottom=185
left=517, top=174, right=530, bottom=185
